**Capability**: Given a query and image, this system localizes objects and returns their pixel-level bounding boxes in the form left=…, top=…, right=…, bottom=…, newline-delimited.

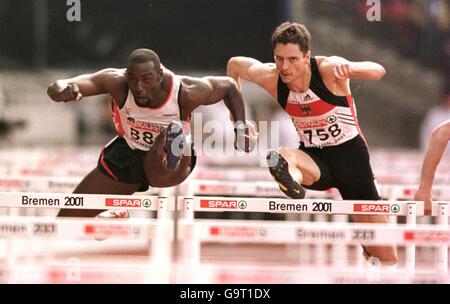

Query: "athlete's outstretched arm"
left=322, top=56, right=386, bottom=81
left=227, top=56, right=278, bottom=98
left=47, top=68, right=123, bottom=102
left=415, top=119, right=450, bottom=215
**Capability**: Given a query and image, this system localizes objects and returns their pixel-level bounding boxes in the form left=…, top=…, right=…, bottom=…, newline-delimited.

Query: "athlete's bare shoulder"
left=99, top=68, right=127, bottom=87
left=90, top=68, right=127, bottom=105
left=178, top=75, right=197, bottom=86
left=314, top=55, right=327, bottom=65
left=178, top=75, right=218, bottom=101
left=99, top=68, right=128, bottom=98
left=317, top=56, right=349, bottom=68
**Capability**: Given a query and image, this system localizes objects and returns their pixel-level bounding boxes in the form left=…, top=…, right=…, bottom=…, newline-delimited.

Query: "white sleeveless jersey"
left=112, top=70, right=181, bottom=151
left=286, top=89, right=360, bottom=148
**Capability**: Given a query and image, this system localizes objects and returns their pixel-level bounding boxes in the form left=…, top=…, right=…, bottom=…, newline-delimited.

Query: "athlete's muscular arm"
left=415, top=120, right=450, bottom=215
left=179, top=76, right=256, bottom=152
left=227, top=56, right=278, bottom=98
left=47, top=68, right=124, bottom=102
left=179, top=76, right=246, bottom=122
left=321, top=56, right=386, bottom=81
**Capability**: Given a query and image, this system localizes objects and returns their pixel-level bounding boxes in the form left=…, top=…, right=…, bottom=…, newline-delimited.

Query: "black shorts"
left=299, top=135, right=379, bottom=200
left=97, top=136, right=197, bottom=191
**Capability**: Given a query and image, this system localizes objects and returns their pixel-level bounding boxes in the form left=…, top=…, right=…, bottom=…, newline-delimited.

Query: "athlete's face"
left=274, top=43, right=310, bottom=84
left=126, top=61, right=163, bottom=104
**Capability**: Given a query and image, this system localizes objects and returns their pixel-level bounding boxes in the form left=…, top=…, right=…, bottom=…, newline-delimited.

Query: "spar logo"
left=209, top=226, right=266, bottom=238
left=105, top=198, right=144, bottom=208
left=404, top=231, right=450, bottom=244
left=200, top=199, right=238, bottom=209
left=294, top=119, right=327, bottom=129
left=391, top=204, right=400, bottom=213
left=142, top=199, right=152, bottom=208
left=200, top=200, right=247, bottom=209
left=84, top=224, right=140, bottom=237
left=238, top=200, right=247, bottom=209
left=353, top=203, right=400, bottom=213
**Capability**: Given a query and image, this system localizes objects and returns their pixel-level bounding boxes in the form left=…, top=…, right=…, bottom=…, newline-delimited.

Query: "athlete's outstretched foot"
left=163, top=121, right=185, bottom=171
left=266, top=150, right=305, bottom=199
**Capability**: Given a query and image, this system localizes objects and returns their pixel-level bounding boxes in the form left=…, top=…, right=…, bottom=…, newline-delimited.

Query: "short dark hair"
left=271, top=22, right=311, bottom=54
left=127, top=48, right=161, bottom=70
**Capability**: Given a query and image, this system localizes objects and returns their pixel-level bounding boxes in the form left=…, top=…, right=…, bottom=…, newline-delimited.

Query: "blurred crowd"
left=308, top=0, right=450, bottom=76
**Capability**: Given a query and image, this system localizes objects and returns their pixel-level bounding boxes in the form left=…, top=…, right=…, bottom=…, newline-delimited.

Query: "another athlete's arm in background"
left=415, top=120, right=450, bottom=215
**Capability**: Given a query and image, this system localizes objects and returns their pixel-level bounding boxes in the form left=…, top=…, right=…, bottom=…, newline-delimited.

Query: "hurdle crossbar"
left=180, top=196, right=425, bottom=216
left=179, top=219, right=450, bottom=246
left=0, top=216, right=168, bottom=240
left=0, top=191, right=174, bottom=212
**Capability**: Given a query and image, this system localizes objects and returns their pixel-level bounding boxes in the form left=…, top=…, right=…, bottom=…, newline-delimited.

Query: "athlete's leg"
left=337, top=150, right=398, bottom=265
left=350, top=214, right=398, bottom=265
left=267, top=147, right=322, bottom=199
left=277, top=147, right=321, bottom=185
left=57, top=168, right=141, bottom=217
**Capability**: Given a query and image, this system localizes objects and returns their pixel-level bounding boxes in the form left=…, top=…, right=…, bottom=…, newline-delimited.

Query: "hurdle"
left=197, top=155, right=262, bottom=167
left=178, top=195, right=449, bottom=272
left=0, top=176, right=174, bottom=196
left=0, top=191, right=174, bottom=219
left=0, top=191, right=174, bottom=262
left=178, top=216, right=449, bottom=273
left=381, top=184, right=450, bottom=201
left=180, top=179, right=285, bottom=198
left=0, top=176, right=80, bottom=193
left=0, top=179, right=175, bottom=218
left=0, top=216, right=173, bottom=283
left=174, top=260, right=450, bottom=284
left=0, top=191, right=176, bottom=282
left=1, top=255, right=170, bottom=283
left=381, top=183, right=450, bottom=270
left=193, top=167, right=272, bottom=181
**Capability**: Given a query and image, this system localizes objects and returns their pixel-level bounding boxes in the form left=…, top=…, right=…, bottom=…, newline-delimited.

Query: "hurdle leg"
left=437, top=203, right=448, bottom=274
left=313, top=214, right=327, bottom=266
left=297, top=214, right=312, bottom=265
left=405, top=202, right=417, bottom=271
left=179, top=198, right=200, bottom=265
left=152, top=197, right=171, bottom=262
left=331, top=215, right=348, bottom=267
left=417, top=209, right=433, bottom=265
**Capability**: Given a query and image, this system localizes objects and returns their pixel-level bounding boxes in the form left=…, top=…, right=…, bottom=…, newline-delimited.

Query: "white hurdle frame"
left=179, top=196, right=431, bottom=269
left=438, top=203, right=449, bottom=273
left=0, top=192, right=174, bottom=270
left=0, top=191, right=174, bottom=219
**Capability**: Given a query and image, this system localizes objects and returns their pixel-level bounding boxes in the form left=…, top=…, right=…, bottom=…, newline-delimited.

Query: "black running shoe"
left=164, top=121, right=185, bottom=171
left=266, top=150, right=305, bottom=199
